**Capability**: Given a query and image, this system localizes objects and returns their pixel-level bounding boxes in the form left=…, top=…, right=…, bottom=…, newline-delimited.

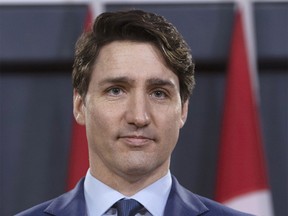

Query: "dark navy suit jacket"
left=16, top=176, right=254, bottom=216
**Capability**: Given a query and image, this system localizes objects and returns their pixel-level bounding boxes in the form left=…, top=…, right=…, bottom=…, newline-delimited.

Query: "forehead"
left=90, top=41, right=180, bottom=87
left=95, top=41, right=165, bottom=69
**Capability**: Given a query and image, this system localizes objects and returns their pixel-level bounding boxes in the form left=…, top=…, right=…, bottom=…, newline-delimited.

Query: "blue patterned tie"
left=114, top=199, right=143, bottom=216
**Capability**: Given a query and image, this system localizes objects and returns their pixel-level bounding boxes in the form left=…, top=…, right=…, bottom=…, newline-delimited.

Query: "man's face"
left=74, top=41, right=188, bottom=181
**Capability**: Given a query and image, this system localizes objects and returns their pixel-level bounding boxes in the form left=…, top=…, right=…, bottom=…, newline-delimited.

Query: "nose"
left=125, top=93, right=151, bottom=128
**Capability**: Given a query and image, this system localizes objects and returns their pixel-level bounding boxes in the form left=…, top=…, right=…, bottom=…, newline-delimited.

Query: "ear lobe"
left=73, top=90, right=86, bottom=125
left=180, top=100, right=189, bottom=128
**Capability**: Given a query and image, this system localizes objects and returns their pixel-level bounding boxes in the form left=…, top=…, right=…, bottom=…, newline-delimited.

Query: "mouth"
left=118, top=135, right=155, bottom=147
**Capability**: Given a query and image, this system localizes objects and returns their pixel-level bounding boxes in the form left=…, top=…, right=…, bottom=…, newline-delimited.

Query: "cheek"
left=158, top=104, right=184, bottom=128
left=157, top=106, right=182, bottom=143
left=87, top=98, right=119, bottom=121
left=85, top=103, right=118, bottom=138
left=85, top=104, right=119, bottom=156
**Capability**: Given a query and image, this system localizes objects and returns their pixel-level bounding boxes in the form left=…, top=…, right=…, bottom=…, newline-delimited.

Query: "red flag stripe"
left=215, top=9, right=269, bottom=203
left=67, top=120, right=89, bottom=190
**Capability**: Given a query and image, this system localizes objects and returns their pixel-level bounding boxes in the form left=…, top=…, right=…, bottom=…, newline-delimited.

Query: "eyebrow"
left=146, top=78, right=176, bottom=89
left=98, top=76, right=135, bottom=87
left=98, top=76, right=176, bottom=89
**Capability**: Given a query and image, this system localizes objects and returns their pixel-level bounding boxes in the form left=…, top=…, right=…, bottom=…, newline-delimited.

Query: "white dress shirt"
left=84, top=169, right=172, bottom=216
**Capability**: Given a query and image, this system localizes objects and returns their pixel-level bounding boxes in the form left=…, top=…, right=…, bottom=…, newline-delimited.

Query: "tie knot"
left=114, top=199, right=143, bottom=216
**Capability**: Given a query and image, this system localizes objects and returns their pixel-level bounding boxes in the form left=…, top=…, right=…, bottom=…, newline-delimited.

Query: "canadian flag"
left=66, top=6, right=92, bottom=190
left=215, top=5, right=274, bottom=216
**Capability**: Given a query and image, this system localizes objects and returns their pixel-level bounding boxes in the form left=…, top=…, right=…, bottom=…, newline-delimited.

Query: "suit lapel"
left=164, top=176, right=209, bottom=216
left=44, top=178, right=87, bottom=216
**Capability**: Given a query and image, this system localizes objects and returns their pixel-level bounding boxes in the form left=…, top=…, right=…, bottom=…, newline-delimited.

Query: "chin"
left=124, top=164, right=150, bottom=174
left=123, top=161, right=164, bottom=178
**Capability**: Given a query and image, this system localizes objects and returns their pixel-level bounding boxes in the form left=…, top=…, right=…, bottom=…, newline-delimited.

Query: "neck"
left=89, top=159, right=170, bottom=196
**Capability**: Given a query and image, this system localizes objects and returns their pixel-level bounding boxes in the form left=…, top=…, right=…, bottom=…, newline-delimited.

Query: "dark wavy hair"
left=72, top=10, right=195, bottom=103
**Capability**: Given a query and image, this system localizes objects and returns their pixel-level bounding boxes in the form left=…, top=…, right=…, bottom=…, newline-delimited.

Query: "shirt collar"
left=84, top=169, right=172, bottom=216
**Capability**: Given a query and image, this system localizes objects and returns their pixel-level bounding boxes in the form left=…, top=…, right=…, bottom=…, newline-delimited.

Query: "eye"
left=106, top=87, right=124, bottom=96
left=151, top=90, right=168, bottom=99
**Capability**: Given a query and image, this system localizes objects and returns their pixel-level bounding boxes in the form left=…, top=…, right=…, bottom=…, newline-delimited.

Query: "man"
left=17, top=10, right=252, bottom=216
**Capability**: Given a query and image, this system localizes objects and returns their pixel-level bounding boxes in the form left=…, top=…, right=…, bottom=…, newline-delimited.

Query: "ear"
left=73, top=89, right=86, bottom=125
left=179, top=100, right=189, bottom=128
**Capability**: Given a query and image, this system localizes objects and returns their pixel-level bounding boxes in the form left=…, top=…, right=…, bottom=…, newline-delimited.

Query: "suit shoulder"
left=15, top=199, right=53, bottom=216
left=169, top=176, right=254, bottom=216
left=196, top=194, right=254, bottom=216
left=15, top=178, right=86, bottom=216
